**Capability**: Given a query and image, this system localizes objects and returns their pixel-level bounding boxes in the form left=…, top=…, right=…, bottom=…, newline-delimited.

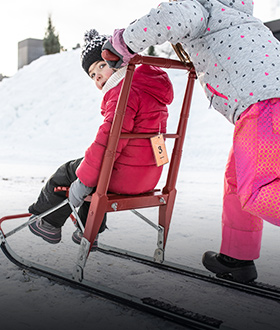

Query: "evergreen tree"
left=43, top=15, right=61, bottom=55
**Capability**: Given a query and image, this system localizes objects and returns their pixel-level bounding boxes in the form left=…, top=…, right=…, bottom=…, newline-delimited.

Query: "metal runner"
left=0, top=238, right=228, bottom=330
left=97, top=243, right=280, bottom=302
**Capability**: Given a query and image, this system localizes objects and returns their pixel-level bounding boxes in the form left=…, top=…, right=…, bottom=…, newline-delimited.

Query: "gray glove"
left=69, top=179, right=93, bottom=208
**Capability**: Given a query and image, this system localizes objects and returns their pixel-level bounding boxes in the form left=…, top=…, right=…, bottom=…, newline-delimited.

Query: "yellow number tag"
left=150, top=134, right=169, bottom=167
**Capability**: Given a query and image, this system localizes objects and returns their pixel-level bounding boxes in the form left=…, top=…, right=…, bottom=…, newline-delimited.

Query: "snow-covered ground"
left=0, top=50, right=279, bottom=330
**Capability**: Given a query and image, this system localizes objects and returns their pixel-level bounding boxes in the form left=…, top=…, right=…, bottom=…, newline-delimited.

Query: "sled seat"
left=85, top=189, right=167, bottom=213
left=105, top=190, right=164, bottom=211
left=81, top=51, right=196, bottom=260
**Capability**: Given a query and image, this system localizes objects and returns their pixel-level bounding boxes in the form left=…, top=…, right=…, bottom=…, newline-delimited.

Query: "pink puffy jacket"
left=76, top=65, right=174, bottom=194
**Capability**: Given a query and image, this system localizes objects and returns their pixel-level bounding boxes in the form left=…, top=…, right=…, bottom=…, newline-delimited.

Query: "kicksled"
left=1, top=51, right=280, bottom=330
left=2, top=53, right=225, bottom=329
left=0, top=51, right=196, bottom=278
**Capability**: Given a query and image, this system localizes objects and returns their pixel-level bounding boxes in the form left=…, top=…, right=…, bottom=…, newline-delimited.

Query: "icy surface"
left=0, top=50, right=279, bottom=330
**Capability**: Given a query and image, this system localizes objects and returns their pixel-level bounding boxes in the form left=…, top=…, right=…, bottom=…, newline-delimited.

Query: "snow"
left=0, top=50, right=279, bottom=330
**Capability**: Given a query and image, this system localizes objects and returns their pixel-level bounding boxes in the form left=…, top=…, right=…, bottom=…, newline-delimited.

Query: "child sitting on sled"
left=28, top=29, right=174, bottom=249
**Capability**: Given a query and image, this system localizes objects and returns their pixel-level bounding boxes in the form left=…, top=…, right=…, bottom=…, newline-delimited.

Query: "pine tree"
left=43, top=15, right=61, bottom=55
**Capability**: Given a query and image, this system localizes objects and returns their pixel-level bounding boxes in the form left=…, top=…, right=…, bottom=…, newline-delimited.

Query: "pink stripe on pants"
left=221, top=98, right=280, bottom=260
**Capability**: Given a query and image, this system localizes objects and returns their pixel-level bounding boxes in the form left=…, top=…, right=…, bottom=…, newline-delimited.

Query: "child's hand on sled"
left=102, top=29, right=136, bottom=69
left=69, top=179, right=92, bottom=208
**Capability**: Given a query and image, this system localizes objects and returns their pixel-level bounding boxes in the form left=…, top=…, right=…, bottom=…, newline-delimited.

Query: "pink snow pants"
left=220, top=98, right=280, bottom=260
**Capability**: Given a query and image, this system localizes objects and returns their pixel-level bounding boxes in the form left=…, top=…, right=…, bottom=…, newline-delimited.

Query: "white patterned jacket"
left=123, top=0, right=280, bottom=123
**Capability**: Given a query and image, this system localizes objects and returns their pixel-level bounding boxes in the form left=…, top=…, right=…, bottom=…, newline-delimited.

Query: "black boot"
left=202, top=251, right=257, bottom=283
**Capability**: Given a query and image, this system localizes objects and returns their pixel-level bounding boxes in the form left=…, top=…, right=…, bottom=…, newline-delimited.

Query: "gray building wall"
left=18, top=38, right=45, bottom=70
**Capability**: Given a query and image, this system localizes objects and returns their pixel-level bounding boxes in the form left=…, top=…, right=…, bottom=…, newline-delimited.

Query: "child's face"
left=88, top=61, right=114, bottom=90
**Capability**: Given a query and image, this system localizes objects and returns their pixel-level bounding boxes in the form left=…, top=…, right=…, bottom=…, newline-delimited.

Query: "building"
left=18, top=38, right=45, bottom=70
left=265, top=18, right=280, bottom=41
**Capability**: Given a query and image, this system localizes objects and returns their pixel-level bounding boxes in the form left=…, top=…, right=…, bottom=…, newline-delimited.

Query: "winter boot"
left=29, top=216, right=61, bottom=244
left=202, top=251, right=257, bottom=283
left=72, top=228, right=98, bottom=252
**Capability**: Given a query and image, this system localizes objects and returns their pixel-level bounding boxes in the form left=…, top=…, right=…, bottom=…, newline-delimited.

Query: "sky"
left=0, top=0, right=280, bottom=77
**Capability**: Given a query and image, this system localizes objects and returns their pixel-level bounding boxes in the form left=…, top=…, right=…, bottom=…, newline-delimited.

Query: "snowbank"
left=0, top=49, right=233, bottom=169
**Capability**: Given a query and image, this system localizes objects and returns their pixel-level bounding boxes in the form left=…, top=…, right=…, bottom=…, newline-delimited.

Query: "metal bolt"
left=111, top=202, right=118, bottom=211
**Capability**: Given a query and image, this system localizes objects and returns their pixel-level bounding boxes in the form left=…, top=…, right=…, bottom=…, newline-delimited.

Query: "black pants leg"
left=28, top=158, right=107, bottom=232
left=77, top=201, right=107, bottom=233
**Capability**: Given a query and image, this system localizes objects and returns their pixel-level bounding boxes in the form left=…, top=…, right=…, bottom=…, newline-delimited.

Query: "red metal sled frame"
left=79, top=52, right=196, bottom=264
left=0, top=53, right=196, bottom=278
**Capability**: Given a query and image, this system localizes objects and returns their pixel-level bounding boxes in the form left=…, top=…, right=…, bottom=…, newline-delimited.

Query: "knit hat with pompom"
left=81, top=29, right=109, bottom=75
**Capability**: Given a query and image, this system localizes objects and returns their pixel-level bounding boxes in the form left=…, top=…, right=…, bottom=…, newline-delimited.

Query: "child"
left=103, top=0, right=280, bottom=282
left=28, top=29, right=174, bottom=249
